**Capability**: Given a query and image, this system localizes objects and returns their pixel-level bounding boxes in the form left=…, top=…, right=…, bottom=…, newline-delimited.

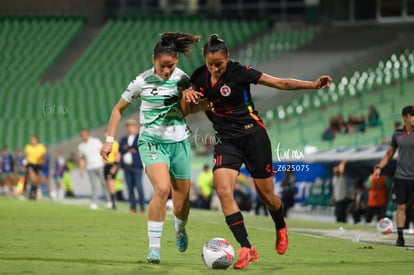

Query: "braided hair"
left=154, top=32, right=201, bottom=59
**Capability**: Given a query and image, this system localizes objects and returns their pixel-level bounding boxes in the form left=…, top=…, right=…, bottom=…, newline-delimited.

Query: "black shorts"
left=27, top=163, right=42, bottom=174
left=392, top=178, right=414, bottom=204
left=104, top=163, right=119, bottom=180
left=213, top=128, right=273, bottom=179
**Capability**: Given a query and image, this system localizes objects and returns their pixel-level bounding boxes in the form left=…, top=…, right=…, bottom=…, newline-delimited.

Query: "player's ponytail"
left=203, top=33, right=229, bottom=57
left=154, top=32, right=200, bottom=58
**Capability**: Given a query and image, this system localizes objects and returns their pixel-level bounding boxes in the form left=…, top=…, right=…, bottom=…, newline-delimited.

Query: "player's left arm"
left=258, top=73, right=332, bottom=90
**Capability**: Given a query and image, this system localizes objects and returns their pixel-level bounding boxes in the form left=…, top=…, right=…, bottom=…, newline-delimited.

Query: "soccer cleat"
left=276, top=226, right=288, bottom=255
left=175, top=227, right=188, bottom=252
left=146, top=247, right=161, bottom=264
left=396, top=238, right=405, bottom=247
left=233, top=247, right=259, bottom=269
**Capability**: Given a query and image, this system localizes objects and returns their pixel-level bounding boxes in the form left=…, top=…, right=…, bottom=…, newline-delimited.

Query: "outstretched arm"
left=258, top=74, right=332, bottom=90
left=101, top=98, right=130, bottom=160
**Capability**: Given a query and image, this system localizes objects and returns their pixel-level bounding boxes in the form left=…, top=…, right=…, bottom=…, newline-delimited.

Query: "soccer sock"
left=269, top=206, right=286, bottom=229
left=397, top=227, right=404, bottom=239
left=148, top=221, right=164, bottom=249
left=30, top=185, right=37, bottom=198
left=110, top=194, right=116, bottom=209
left=173, top=217, right=187, bottom=233
left=226, top=212, right=252, bottom=248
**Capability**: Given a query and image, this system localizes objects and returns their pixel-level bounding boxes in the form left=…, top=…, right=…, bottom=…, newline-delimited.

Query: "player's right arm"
left=373, top=146, right=396, bottom=178
left=101, top=98, right=130, bottom=161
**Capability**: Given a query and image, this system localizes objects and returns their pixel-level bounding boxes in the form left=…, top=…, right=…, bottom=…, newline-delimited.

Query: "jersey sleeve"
left=390, top=131, right=398, bottom=148
left=233, top=62, right=263, bottom=85
left=121, top=75, right=144, bottom=103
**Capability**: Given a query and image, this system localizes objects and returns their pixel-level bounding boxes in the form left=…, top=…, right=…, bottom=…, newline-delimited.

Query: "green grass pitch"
left=0, top=198, right=413, bottom=274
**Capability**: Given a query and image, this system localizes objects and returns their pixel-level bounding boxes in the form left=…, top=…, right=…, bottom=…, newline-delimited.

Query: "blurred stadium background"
left=1, top=0, right=414, bottom=206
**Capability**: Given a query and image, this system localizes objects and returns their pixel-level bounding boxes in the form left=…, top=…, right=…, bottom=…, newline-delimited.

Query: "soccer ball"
left=377, top=217, right=393, bottom=235
left=202, top=238, right=235, bottom=269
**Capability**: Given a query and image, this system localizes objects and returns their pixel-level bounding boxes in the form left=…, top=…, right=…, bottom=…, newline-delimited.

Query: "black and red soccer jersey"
left=190, top=61, right=265, bottom=139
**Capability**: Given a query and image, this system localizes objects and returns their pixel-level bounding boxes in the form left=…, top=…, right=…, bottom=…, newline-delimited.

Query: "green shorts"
left=138, top=140, right=191, bottom=179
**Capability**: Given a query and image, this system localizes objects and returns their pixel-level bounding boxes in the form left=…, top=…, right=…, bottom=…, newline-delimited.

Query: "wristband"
left=105, top=136, right=114, bottom=143
left=375, top=165, right=382, bottom=170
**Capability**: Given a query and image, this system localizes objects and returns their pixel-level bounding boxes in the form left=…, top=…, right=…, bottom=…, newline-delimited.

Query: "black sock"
left=30, top=185, right=37, bottom=199
left=226, top=212, right=251, bottom=248
left=397, top=227, right=404, bottom=239
left=269, top=206, right=286, bottom=229
left=111, top=194, right=116, bottom=209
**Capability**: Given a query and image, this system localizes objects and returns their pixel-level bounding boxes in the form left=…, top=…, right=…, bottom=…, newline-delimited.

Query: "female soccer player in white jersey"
left=101, top=32, right=206, bottom=264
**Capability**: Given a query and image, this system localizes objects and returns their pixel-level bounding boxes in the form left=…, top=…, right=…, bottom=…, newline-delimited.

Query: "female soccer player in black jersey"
left=182, top=34, right=332, bottom=269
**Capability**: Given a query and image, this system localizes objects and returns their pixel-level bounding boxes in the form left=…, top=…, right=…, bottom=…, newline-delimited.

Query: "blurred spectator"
left=347, top=114, right=366, bottom=134
left=194, top=164, right=214, bottom=209
left=234, top=173, right=253, bottom=212
left=1, top=145, right=15, bottom=196
left=359, top=115, right=367, bottom=133
left=364, top=173, right=391, bottom=223
left=331, top=160, right=351, bottom=223
left=14, top=148, right=27, bottom=196
left=119, top=119, right=145, bottom=213
left=66, top=151, right=78, bottom=170
left=280, top=170, right=296, bottom=217
left=114, top=171, right=125, bottom=201
left=330, top=114, right=347, bottom=134
left=51, top=149, right=66, bottom=200
left=62, top=151, right=76, bottom=198
left=321, top=127, right=335, bottom=141
left=14, top=148, right=26, bottom=179
left=347, top=180, right=367, bottom=224
left=368, top=105, right=381, bottom=127
left=62, top=165, right=75, bottom=198
left=40, top=146, right=51, bottom=199
left=323, top=112, right=367, bottom=141
left=78, top=129, right=110, bottom=210
left=24, top=135, right=47, bottom=200
left=103, top=130, right=120, bottom=210
left=322, top=114, right=347, bottom=141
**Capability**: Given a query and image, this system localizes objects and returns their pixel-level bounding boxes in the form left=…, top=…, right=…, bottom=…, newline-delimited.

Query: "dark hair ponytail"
left=153, top=32, right=200, bottom=59
left=203, top=34, right=229, bottom=57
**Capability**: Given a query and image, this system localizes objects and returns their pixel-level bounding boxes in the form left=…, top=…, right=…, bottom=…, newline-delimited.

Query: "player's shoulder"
left=131, top=68, right=153, bottom=84
left=190, top=65, right=207, bottom=80
left=173, top=67, right=187, bottom=77
left=230, top=60, right=256, bottom=72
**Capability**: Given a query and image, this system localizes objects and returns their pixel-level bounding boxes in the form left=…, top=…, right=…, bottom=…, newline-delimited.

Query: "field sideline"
left=1, top=197, right=413, bottom=274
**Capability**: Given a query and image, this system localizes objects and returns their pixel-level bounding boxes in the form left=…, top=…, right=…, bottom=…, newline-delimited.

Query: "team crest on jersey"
left=150, top=152, right=158, bottom=160
left=220, top=85, right=231, bottom=97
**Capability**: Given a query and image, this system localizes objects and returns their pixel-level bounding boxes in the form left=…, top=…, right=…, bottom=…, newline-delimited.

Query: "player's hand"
left=315, top=75, right=333, bottom=89
left=197, top=98, right=214, bottom=112
left=183, top=88, right=203, bottom=104
left=372, top=167, right=381, bottom=178
left=100, top=143, right=112, bottom=161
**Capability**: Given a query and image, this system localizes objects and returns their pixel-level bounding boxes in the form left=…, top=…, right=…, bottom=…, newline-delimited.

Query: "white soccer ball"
left=377, top=217, right=393, bottom=235
left=202, top=238, right=235, bottom=269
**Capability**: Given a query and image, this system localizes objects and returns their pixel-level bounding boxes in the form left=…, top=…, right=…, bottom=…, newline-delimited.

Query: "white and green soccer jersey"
left=121, top=67, right=189, bottom=143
